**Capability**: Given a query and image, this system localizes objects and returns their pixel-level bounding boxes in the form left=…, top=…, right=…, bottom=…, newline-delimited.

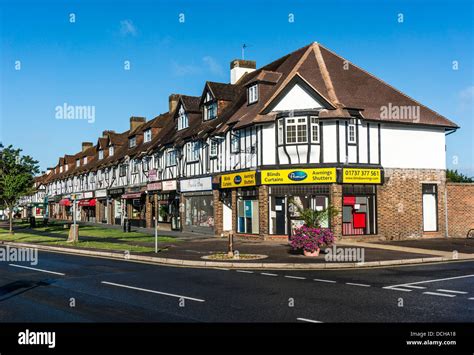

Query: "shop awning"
left=78, top=199, right=96, bottom=207
left=59, top=199, right=71, bottom=206
left=122, top=192, right=143, bottom=199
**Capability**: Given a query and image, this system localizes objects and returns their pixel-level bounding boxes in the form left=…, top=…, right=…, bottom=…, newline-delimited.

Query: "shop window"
left=184, top=195, right=214, bottom=228
left=342, top=185, right=377, bottom=236
left=237, top=197, right=259, bottom=234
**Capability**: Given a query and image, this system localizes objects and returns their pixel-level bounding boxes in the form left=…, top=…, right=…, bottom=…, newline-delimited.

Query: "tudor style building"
left=26, top=42, right=459, bottom=241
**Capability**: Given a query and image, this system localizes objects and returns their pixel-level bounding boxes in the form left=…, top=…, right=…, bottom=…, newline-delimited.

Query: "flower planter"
left=304, top=248, right=320, bottom=257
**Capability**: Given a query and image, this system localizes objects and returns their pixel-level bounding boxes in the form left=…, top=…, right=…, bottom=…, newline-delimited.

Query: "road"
left=0, top=246, right=473, bottom=322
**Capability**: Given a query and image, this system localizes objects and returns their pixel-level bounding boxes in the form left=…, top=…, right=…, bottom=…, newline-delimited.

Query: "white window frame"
left=277, top=119, right=284, bottom=145
left=98, top=150, right=104, bottom=160
left=129, top=136, right=137, bottom=148
left=83, top=157, right=88, bottom=165
left=109, top=146, right=114, bottom=156
left=231, top=131, right=240, bottom=153
left=166, top=149, right=177, bottom=167
left=119, top=164, right=127, bottom=177
left=132, top=159, right=139, bottom=174
left=186, top=141, right=200, bottom=162
left=177, top=106, right=188, bottom=130
left=209, top=139, right=218, bottom=157
left=76, top=160, right=80, bottom=167
left=143, top=157, right=150, bottom=172
left=144, top=129, right=152, bottom=143
left=310, top=117, right=320, bottom=143
left=348, top=123, right=356, bottom=144
left=248, top=84, right=258, bottom=104
left=285, top=117, right=307, bottom=144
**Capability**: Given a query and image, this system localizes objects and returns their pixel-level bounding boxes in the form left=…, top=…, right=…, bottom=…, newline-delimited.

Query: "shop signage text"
left=162, top=180, right=177, bottom=191
left=180, top=177, right=212, bottom=192
left=261, top=168, right=337, bottom=185
left=147, top=182, right=162, bottom=191
left=221, top=171, right=256, bottom=188
left=342, top=168, right=382, bottom=184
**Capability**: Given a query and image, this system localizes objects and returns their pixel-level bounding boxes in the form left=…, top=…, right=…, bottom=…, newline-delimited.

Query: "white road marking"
left=382, top=287, right=412, bottom=292
left=468, top=297, right=474, bottom=300
left=404, top=285, right=426, bottom=289
left=423, top=292, right=456, bottom=298
left=385, top=274, right=474, bottom=289
left=285, top=275, right=306, bottom=280
left=297, top=317, right=323, bottom=323
left=261, top=272, right=278, bottom=277
left=346, top=282, right=371, bottom=287
left=101, top=281, right=205, bottom=302
left=313, top=279, right=336, bottom=283
left=215, top=268, right=230, bottom=271
left=9, top=264, right=65, bottom=276
left=436, top=289, right=468, bottom=295
left=236, top=270, right=254, bottom=274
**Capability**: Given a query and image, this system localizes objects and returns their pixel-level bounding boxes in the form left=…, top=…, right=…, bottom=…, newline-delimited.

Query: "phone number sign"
left=342, top=168, right=382, bottom=184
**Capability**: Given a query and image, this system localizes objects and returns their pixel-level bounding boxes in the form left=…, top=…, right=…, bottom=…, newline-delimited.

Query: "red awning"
left=59, top=199, right=71, bottom=206
left=122, top=192, right=143, bottom=199
left=78, top=199, right=96, bottom=207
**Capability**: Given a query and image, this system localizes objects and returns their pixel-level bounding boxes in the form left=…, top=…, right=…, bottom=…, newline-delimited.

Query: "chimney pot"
left=81, top=142, right=93, bottom=152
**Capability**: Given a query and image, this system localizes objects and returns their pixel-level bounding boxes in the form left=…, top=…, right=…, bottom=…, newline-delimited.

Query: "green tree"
left=289, top=197, right=338, bottom=228
left=0, top=144, right=40, bottom=234
left=446, top=169, right=473, bottom=183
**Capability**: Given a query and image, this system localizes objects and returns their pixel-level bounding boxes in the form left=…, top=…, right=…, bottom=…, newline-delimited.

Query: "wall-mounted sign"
left=147, top=182, right=162, bottom=191
left=162, top=180, right=177, bottom=191
left=107, top=187, right=125, bottom=196
left=95, top=189, right=107, bottom=198
left=180, top=176, right=212, bottom=192
left=221, top=171, right=257, bottom=188
left=261, top=168, right=337, bottom=185
left=148, top=169, right=158, bottom=182
left=342, top=168, right=382, bottom=184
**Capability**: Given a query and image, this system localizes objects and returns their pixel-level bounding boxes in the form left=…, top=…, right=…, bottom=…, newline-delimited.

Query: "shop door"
left=422, top=184, right=438, bottom=232
left=275, top=197, right=286, bottom=235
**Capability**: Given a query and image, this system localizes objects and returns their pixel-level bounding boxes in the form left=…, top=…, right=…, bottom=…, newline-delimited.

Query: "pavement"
left=0, top=246, right=473, bottom=322
left=2, top=220, right=474, bottom=269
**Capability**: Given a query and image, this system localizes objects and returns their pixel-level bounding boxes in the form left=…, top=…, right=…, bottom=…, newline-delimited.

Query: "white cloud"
left=171, top=62, right=200, bottom=76
left=202, top=56, right=223, bottom=76
left=120, top=20, right=137, bottom=37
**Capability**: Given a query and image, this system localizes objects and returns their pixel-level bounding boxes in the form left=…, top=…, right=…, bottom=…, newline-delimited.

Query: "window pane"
left=297, top=123, right=307, bottom=142
left=286, top=126, right=296, bottom=143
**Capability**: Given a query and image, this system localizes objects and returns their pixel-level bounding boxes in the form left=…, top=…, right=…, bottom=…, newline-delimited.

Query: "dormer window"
left=177, top=106, right=188, bottom=130
left=83, top=157, right=88, bottom=164
left=65, top=165, right=69, bottom=171
left=203, top=92, right=217, bottom=121
left=60, top=166, right=63, bottom=173
left=109, top=146, right=114, bottom=156
left=76, top=159, right=80, bottom=167
left=129, top=136, right=137, bottom=148
left=248, top=84, right=258, bottom=104
left=98, top=150, right=104, bottom=160
left=144, top=129, right=152, bottom=143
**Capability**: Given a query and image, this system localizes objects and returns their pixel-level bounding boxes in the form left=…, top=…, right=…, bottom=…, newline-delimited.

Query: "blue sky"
left=1, top=0, right=473, bottom=176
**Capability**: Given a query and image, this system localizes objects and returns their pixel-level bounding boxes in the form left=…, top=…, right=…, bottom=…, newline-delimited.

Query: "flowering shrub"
left=289, top=226, right=335, bottom=253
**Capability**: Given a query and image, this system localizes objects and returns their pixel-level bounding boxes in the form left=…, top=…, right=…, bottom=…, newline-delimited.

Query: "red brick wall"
left=447, top=183, right=474, bottom=238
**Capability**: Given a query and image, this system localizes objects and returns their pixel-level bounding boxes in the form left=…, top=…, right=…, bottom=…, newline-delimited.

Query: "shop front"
left=122, top=188, right=146, bottom=228
left=181, top=176, right=214, bottom=235
left=57, top=196, right=71, bottom=220
left=107, top=187, right=124, bottom=225
left=78, top=192, right=96, bottom=222
left=220, top=171, right=259, bottom=235
left=162, top=180, right=181, bottom=231
left=261, top=168, right=336, bottom=237
left=95, top=189, right=108, bottom=224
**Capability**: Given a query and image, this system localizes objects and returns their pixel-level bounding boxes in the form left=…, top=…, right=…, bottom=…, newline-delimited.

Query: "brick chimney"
left=230, top=59, right=256, bottom=84
left=169, top=94, right=180, bottom=113
left=130, top=116, right=146, bottom=131
left=81, top=142, right=93, bottom=152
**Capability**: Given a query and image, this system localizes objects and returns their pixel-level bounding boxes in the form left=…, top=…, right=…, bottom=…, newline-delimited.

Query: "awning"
left=59, top=199, right=71, bottom=206
left=78, top=199, right=96, bottom=207
left=122, top=192, right=143, bottom=199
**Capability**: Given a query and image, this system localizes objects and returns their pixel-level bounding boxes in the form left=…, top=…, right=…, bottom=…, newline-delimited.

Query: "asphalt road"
left=0, top=247, right=473, bottom=322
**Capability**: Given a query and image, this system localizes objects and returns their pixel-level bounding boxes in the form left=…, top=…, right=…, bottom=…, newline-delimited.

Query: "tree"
left=0, top=144, right=40, bottom=234
left=446, top=169, right=474, bottom=183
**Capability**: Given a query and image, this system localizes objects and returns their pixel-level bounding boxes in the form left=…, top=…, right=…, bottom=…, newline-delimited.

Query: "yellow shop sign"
left=221, top=171, right=257, bottom=188
left=342, top=168, right=382, bottom=184
left=261, top=168, right=337, bottom=185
